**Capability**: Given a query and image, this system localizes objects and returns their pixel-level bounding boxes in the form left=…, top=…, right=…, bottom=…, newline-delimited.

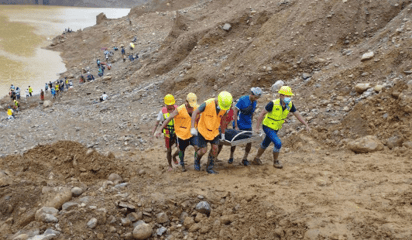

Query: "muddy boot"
left=180, top=161, right=187, bottom=172
left=206, top=155, right=218, bottom=174
left=194, top=158, right=200, bottom=171
left=273, top=152, right=283, bottom=169
left=273, top=160, right=283, bottom=169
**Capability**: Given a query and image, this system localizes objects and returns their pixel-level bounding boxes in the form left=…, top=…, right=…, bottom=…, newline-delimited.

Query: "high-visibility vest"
left=7, top=109, right=13, bottom=116
left=198, top=98, right=226, bottom=140
left=175, top=104, right=198, bottom=140
left=55, top=85, right=59, bottom=91
left=29, top=87, right=33, bottom=93
left=162, top=105, right=177, bottom=137
left=262, top=99, right=292, bottom=131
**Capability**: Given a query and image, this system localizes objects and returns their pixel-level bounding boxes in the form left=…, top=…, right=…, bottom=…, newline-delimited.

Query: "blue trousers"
left=260, top=125, right=281, bottom=152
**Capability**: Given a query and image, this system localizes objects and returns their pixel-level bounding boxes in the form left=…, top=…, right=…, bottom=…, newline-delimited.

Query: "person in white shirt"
left=100, top=92, right=108, bottom=102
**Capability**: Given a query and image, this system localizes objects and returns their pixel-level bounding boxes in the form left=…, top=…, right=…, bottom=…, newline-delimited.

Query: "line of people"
left=153, top=86, right=311, bottom=174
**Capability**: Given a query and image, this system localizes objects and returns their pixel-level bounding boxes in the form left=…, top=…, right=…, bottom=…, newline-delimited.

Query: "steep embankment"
left=1, top=0, right=412, bottom=239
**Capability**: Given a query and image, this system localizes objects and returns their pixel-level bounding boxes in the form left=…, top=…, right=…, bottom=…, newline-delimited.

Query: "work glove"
left=221, top=133, right=225, bottom=140
left=190, top=128, right=198, bottom=136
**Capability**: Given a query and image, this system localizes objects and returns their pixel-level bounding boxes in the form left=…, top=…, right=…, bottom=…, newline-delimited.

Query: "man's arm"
left=233, top=107, right=239, bottom=130
left=191, top=108, right=200, bottom=129
left=255, top=109, right=268, bottom=133
left=155, top=110, right=179, bottom=137
left=292, top=111, right=311, bottom=132
left=220, top=112, right=230, bottom=134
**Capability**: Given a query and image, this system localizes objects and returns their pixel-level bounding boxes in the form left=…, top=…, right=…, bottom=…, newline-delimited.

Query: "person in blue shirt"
left=228, top=87, right=262, bottom=166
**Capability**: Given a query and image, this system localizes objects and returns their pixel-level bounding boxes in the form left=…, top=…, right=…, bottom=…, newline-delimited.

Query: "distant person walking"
left=28, top=86, right=33, bottom=97
left=51, top=88, right=56, bottom=99
left=25, top=89, right=30, bottom=98
left=40, top=89, right=45, bottom=101
left=7, top=107, right=14, bottom=120
left=13, top=100, right=19, bottom=112
left=15, top=87, right=20, bottom=100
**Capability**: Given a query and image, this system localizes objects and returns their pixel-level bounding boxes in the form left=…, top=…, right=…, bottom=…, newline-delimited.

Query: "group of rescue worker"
left=153, top=86, right=311, bottom=174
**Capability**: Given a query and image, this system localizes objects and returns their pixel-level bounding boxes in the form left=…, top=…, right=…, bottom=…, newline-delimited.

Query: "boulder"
left=302, top=73, right=312, bottom=80
left=361, top=51, right=374, bottom=61
left=156, top=212, right=169, bottom=224
left=87, top=218, right=98, bottom=229
left=183, top=217, right=195, bottom=229
left=43, top=100, right=52, bottom=108
left=35, top=207, right=59, bottom=223
left=127, top=212, right=142, bottom=222
left=386, top=136, right=403, bottom=149
left=374, top=85, right=384, bottom=92
left=222, top=23, right=232, bottom=31
left=108, top=173, right=123, bottom=184
left=103, top=76, right=112, bottom=81
left=348, top=135, right=384, bottom=153
left=355, top=83, right=370, bottom=94
left=62, top=202, right=78, bottom=211
left=195, top=201, right=211, bottom=216
left=44, top=188, right=72, bottom=209
left=271, top=80, right=285, bottom=92
left=132, top=222, right=152, bottom=239
left=71, top=187, right=83, bottom=197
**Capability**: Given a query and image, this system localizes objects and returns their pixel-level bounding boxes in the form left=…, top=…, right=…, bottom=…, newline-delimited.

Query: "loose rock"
left=156, top=212, right=169, bottom=224
left=108, top=173, right=123, bottom=184
left=361, top=51, right=374, bottom=61
left=132, top=221, right=152, bottom=239
left=87, top=218, right=98, bottom=229
left=348, top=135, right=384, bottom=153
left=271, top=80, right=285, bottom=92
left=62, top=202, right=78, bottom=211
left=35, top=207, right=58, bottom=223
left=71, top=187, right=83, bottom=197
left=355, top=83, right=371, bottom=94
left=195, top=201, right=211, bottom=216
left=222, top=23, right=232, bottom=31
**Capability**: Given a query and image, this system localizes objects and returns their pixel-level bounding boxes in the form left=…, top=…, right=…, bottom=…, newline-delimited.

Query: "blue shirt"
left=233, top=95, right=256, bottom=130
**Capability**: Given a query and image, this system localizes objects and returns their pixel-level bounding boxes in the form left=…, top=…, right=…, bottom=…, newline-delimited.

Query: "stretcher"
left=219, top=130, right=263, bottom=146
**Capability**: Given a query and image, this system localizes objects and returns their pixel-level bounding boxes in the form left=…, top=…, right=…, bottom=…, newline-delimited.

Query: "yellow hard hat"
left=218, top=91, right=232, bottom=110
left=164, top=94, right=175, bottom=105
left=186, top=92, right=198, bottom=108
left=278, top=86, right=294, bottom=96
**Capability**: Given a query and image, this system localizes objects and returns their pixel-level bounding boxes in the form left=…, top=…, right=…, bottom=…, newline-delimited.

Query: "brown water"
left=0, top=5, right=130, bottom=97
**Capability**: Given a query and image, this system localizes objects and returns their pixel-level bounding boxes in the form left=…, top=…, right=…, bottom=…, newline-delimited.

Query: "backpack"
left=121, top=49, right=125, bottom=54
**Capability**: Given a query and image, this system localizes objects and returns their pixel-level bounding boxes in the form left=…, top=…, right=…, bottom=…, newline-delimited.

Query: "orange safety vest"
left=198, top=98, right=226, bottom=140
left=175, top=104, right=198, bottom=140
left=162, top=105, right=177, bottom=137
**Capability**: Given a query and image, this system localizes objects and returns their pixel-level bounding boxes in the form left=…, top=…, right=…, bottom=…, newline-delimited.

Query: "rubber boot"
left=194, top=152, right=201, bottom=171
left=206, top=154, right=218, bottom=174
left=178, top=151, right=186, bottom=172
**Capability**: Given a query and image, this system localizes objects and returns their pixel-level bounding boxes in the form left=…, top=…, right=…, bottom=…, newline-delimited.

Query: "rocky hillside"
left=1, top=0, right=412, bottom=239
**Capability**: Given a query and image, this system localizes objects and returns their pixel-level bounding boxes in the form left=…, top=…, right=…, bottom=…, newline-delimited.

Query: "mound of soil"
left=1, top=141, right=125, bottom=183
